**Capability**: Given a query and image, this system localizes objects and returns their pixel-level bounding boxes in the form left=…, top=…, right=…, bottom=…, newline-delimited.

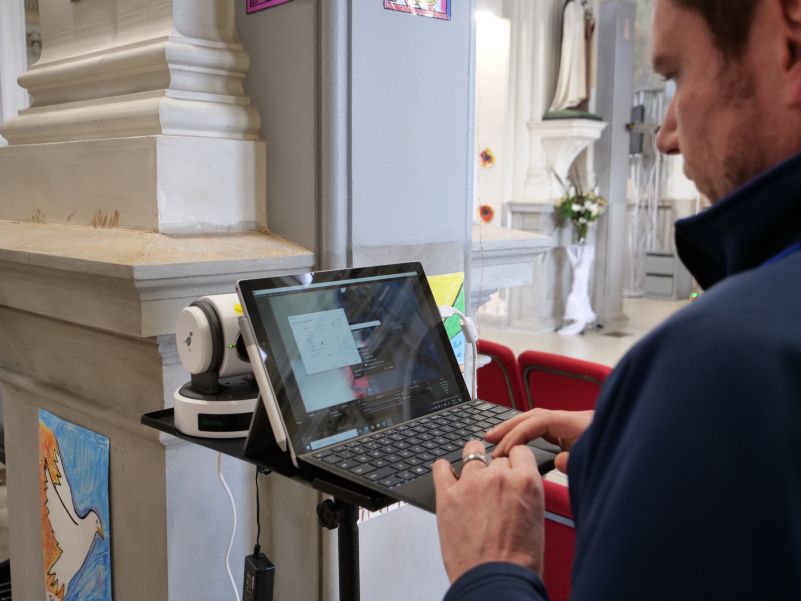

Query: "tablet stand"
left=142, top=402, right=393, bottom=601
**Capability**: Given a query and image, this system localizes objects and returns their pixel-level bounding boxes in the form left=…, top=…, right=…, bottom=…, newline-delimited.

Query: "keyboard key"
left=398, top=449, right=413, bottom=459
left=419, top=452, right=436, bottom=462
left=396, top=470, right=415, bottom=481
left=372, top=459, right=389, bottom=468
left=379, top=476, right=405, bottom=488
left=351, top=464, right=376, bottom=476
left=313, top=449, right=334, bottom=459
left=411, top=465, right=430, bottom=476
left=354, top=454, right=371, bottom=464
left=366, top=466, right=397, bottom=481
left=403, top=456, right=422, bottom=466
left=336, top=460, right=359, bottom=470
left=385, top=454, right=401, bottom=464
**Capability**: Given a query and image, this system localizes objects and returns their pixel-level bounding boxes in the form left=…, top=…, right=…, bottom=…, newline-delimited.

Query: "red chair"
left=542, top=478, right=575, bottom=601
left=518, top=350, right=611, bottom=412
left=476, top=340, right=527, bottom=410
left=516, top=351, right=610, bottom=601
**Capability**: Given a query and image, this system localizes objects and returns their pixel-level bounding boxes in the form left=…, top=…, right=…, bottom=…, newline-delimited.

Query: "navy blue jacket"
left=445, top=153, right=801, bottom=601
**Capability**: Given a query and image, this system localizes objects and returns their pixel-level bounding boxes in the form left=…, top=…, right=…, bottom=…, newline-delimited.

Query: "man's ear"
left=780, top=0, right=801, bottom=103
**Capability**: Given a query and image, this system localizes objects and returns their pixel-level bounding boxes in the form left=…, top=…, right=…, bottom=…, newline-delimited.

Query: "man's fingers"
left=433, top=458, right=457, bottom=493
left=493, top=420, right=543, bottom=457
left=508, top=444, right=537, bottom=472
left=554, top=451, right=570, bottom=474
left=459, top=440, right=488, bottom=478
left=485, top=410, right=535, bottom=442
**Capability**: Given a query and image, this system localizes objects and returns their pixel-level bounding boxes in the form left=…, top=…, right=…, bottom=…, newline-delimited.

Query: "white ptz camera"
left=173, top=293, right=258, bottom=438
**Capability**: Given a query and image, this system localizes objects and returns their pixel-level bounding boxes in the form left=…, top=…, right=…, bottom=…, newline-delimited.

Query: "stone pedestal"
left=0, top=222, right=314, bottom=600
left=523, top=118, right=607, bottom=201
left=504, top=201, right=584, bottom=332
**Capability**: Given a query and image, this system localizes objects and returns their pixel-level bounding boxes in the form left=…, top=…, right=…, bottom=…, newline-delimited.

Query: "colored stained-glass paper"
left=247, top=0, right=293, bottom=14
left=384, top=0, right=451, bottom=21
left=428, top=273, right=466, bottom=365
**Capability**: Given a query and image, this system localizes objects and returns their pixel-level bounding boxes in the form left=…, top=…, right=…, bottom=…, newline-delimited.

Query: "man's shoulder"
left=637, top=252, right=801, bottom=357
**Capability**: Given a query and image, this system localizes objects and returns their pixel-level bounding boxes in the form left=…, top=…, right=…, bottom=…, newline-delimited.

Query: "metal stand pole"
left=317, top=498, right=360, bottom=601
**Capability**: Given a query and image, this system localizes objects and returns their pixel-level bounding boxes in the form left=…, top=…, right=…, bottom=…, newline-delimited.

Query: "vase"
left=558, top=243, right=596, bottom=336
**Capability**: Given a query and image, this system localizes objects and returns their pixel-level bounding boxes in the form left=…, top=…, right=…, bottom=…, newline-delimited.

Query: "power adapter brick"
left=243, top=551, right=275, bottom=601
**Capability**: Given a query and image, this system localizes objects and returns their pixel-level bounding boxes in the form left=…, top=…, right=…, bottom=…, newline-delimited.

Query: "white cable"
left=439, top=306, right=480, bottom=400
left=217, top=452, right=241, bottom=601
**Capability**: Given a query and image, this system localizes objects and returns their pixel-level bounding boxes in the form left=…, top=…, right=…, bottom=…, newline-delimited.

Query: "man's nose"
left=655, top=99, right=680, bottom=155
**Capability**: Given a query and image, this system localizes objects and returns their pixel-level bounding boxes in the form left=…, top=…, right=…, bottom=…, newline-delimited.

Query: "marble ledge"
left=0, top=220, right=313, bottom=279
left=0, top=220, right=315, bottom=337
left=472, top=223, right=553, bottom=263
left=471, top=223, right=554, bottom=308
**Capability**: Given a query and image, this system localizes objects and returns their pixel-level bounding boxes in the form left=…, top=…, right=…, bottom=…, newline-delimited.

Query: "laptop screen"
left=238, top=263, right=470, bottom=455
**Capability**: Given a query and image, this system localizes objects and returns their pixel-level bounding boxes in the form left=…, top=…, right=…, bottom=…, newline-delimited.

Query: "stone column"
left=0, top=2, right=315, bottom=600
left=0, top=0, right=265, bottom=233
left=0, top=0, right=28, bottom=145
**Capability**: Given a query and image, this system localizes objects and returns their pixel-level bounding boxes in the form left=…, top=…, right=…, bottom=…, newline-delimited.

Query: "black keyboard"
left=308, top=400, right=517, bottom=490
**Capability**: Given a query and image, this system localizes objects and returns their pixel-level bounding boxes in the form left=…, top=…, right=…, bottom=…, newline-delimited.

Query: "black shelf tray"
left=141, top=408, right=394, bottom=512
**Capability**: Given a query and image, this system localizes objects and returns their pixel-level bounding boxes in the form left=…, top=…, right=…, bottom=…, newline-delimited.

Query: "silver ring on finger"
left=462, top=453, right=489, bottom=468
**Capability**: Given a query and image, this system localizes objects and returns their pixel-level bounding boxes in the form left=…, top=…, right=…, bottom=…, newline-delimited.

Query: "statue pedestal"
left=523, top=118, right=607, bottom=202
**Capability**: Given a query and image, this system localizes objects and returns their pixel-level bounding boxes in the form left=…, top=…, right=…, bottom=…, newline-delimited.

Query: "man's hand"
left=486, top=408, right=594, bottom=473
left=433, top=440, right=545, bottom=583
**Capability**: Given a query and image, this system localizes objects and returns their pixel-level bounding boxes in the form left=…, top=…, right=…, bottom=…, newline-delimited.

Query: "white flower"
left=589, top=203, right=599, bottom=215
left=579, top=217, right=589, bottom=224
left=571, top=203, right=582, bottom=212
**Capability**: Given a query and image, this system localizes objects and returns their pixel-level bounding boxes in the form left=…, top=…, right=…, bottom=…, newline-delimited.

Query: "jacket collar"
left=675, top=151, right=801, bottom=290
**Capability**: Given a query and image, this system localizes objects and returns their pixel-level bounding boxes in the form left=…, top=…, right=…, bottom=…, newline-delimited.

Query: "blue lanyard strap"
left=764, top=241, right=801, bottom=266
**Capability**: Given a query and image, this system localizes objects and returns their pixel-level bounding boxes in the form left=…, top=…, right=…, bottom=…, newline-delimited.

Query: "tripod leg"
left=336, top=500, right=359, bottom=601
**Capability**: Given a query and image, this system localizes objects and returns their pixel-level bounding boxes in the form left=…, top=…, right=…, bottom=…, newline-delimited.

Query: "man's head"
left=653, top=0, right=801, bottom=201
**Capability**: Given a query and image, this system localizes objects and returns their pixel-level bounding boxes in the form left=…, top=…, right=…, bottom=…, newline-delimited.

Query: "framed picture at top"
left=384, top=0, right=451, bottom=21
left=247, top=0, right=293, bottom=14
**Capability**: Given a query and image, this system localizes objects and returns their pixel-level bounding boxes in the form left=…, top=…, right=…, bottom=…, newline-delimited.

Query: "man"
left=434, top=0, right=801, bottom=599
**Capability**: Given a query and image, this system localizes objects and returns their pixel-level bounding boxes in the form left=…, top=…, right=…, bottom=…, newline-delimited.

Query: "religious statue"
left=548, top=0, right=596, bottom=114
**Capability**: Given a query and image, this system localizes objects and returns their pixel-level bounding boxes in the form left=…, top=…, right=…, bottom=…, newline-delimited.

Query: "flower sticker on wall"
left=479, top=148, right=496, bottom=168
left=479, top=204, right=495, bottom=223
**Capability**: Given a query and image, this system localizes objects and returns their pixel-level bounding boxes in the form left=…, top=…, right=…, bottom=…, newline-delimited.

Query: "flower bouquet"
left=553, top=174, right=607, bottom=335
left=554, top=178, right=607, bottom=243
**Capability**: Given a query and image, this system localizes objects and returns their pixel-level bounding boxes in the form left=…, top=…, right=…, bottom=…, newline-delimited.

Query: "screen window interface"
left=253, top=272, right=464, bottom=453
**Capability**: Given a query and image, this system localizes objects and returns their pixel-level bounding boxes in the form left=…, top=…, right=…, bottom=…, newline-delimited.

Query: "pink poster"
left=384, top=0, right=451, bottom=21
left=247, top=0, right=293, bottom=14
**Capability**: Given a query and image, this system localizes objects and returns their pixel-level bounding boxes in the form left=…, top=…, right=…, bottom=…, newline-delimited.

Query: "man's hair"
left=672, top=0, right=760, bottom=58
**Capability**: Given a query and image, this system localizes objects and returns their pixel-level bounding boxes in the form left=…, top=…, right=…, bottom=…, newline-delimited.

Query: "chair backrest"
left=519, top=350, right=611, bottom=412
left=543, top=478, right=575, bottom=601
left=477, top=339, right=527, bottom=410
